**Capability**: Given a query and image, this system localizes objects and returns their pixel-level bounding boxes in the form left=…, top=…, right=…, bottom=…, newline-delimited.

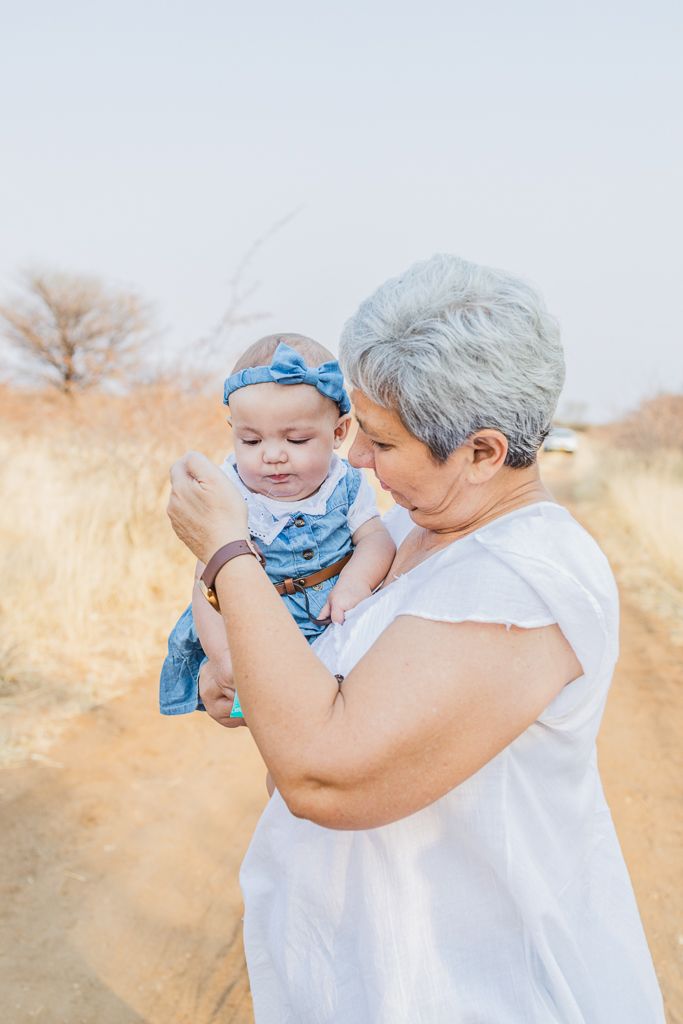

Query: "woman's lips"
left=378, top=479, right=392, bottom=490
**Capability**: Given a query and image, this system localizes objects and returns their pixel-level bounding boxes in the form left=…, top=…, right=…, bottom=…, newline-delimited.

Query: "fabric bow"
left=223, top=342, right=351, bottom=414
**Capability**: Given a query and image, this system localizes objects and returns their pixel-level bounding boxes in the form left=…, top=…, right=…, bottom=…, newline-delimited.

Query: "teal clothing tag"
left=230, top=691, right=244, bottom=718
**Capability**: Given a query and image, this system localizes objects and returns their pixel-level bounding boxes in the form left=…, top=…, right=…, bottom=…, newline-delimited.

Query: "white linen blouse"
left=239, top=501, right=665, bottom=1024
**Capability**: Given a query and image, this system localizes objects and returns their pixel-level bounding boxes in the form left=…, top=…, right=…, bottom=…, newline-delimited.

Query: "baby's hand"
left=318, top=578, right=373, bottom=625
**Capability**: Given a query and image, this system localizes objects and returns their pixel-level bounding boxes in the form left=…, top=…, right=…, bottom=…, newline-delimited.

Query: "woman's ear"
left=466, top=430, right=508, bottom=480
left=333, top=414, right=353, bottom=448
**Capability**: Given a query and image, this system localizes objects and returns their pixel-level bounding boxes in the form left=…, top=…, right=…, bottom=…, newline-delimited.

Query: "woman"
left=167, top=255, right=664, bottom=1023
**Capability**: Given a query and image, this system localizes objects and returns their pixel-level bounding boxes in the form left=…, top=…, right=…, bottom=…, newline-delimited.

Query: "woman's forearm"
left=213, top=553, right=343, bottom=794
left=192, top=578, right=233, bottom=664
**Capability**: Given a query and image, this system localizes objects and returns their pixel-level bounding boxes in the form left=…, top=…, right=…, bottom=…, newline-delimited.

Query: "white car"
left=542, top=425, right=579, bottom=453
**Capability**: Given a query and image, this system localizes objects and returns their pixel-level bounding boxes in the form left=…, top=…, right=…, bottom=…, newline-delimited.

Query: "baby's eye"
left=241, top=439, right=261, bottom=446
left=288, top=438, right=310, bottom=445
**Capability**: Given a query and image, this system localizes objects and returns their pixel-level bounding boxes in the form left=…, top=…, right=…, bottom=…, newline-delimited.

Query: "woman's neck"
left=408, top=464, right=554, bottom=546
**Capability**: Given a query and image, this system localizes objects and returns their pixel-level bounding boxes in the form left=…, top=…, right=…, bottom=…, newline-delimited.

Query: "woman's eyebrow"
left=355, top=415, right=373, bottom=435
left=355, top=416, right=391, bottom=440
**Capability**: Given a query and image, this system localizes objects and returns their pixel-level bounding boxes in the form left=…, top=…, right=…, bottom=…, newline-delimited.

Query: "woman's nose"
left=348, top=429, right=375, bottom=470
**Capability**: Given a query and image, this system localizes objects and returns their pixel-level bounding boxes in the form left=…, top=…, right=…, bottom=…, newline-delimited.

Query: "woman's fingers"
left=198, top=661, right=248, bottom=729
left=167, top=451, right=249, bottom=563
left=180, top=451, right=222, bottom=488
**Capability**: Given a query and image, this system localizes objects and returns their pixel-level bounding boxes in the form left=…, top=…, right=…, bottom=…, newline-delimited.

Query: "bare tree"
left=0, top=269, right=152, bottom=393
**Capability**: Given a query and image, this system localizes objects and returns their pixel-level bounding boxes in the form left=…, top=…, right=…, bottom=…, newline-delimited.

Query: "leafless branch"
left=193, top=207, right=304, bottom=363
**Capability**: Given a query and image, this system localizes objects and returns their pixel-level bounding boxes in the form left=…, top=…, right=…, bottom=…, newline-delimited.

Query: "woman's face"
left=348, top=390, right=473, bottom=527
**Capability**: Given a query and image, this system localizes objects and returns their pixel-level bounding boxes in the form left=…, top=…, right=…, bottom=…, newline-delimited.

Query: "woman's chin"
left=392, top=493, right=418, bottom=511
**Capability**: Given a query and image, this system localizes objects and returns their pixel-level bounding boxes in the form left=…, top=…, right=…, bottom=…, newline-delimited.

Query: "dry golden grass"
left=584, top=447, right=683, bottom=646
left=0, top=381, right=231, bottom=764
left=542, top=398, right=683, bottom=646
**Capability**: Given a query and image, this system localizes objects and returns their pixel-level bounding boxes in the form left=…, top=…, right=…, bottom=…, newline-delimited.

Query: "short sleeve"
left=346, top=470, right=382, bottom=535
left=398, top=539, right=557, bottom=630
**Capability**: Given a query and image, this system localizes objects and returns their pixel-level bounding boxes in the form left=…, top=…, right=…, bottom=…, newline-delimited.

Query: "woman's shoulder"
left=398, top=501, right=619, bottom=713
left=395, top=505, right=561, bottom=632
left=393, top=500, right=614, bottom=591
left=418, top=501, right=617, bottom=615
left=472, top=501, right=618, bottom=617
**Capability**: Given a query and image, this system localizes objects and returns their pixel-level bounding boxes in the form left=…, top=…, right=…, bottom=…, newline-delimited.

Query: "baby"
left=160, top=333, right=396, bottom=723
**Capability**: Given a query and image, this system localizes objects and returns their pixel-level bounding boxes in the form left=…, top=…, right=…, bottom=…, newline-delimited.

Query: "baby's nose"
left=262, top=444, right=287, bottom=464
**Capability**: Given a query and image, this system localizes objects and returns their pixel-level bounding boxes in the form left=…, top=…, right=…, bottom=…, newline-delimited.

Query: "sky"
left=1, top=0, right=681, bottom=421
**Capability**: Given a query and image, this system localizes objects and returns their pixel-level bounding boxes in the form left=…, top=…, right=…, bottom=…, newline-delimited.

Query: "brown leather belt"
left=273, top=552, right=352, bottom=596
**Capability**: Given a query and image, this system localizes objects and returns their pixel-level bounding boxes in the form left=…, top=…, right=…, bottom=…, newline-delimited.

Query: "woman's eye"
left=370, top=439, right=392, bottom=451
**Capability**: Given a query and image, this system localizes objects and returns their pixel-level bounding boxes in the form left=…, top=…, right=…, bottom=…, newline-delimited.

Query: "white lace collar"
left=219, top=453, right=347, bottom=544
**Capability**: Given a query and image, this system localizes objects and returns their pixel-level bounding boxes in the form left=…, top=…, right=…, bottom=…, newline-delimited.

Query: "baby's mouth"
left=266, top=474, right=291, bottom=483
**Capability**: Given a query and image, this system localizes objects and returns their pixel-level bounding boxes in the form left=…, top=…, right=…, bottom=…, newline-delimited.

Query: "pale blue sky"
left=1, top=0, right=681, bottom=420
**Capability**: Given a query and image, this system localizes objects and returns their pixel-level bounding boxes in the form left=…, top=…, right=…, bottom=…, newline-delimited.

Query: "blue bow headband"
left=223, top=342, right=351, bottom=415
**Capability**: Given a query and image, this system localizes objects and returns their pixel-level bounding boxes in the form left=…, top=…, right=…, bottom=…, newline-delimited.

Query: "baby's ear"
left=333, top=414, right=352, bottom=448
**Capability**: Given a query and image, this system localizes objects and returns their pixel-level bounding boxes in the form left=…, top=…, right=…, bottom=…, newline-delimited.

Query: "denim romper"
left=159, top=459, right=364, bottom=715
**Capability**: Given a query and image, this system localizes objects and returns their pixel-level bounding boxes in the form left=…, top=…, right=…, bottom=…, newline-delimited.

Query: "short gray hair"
left=339, top=254, right=565, bottom=467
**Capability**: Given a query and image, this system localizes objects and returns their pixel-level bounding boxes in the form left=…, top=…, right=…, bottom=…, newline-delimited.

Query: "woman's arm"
left=168, top=453, right=581, bottom=830
left=192, top=559, right=235, bottom=692
left=211, top=554, right=580, bottom=829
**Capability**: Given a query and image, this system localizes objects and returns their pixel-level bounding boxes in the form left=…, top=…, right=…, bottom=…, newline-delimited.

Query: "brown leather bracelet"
left=198, top=539, right=266, bottom=613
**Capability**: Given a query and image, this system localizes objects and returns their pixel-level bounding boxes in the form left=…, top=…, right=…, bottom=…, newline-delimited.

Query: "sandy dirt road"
left=1, top=457, right=682, bottom=1023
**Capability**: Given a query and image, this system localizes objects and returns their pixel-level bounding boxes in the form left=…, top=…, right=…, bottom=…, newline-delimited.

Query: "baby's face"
left=227, top=382, right=349, bottom=501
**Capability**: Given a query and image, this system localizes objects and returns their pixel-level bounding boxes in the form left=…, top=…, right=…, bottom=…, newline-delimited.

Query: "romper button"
left=294, top=516, right=305, bottom=527
left=302, top=549, right=314, bottom=560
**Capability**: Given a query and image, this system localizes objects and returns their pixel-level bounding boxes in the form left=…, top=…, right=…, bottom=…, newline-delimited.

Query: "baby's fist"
left=318, top=578, right=373, bottom=625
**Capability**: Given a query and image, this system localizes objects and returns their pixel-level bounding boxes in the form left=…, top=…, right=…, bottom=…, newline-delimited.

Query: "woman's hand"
left=198, top=660, right=248, bottom=729
left=167, top=452, right=249, bottom=564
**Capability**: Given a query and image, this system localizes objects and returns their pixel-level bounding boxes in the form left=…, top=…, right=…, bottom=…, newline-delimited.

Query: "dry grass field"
left=0, top=382, right=231, bottom=764
left=564, top=400, right=683, bottom=648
